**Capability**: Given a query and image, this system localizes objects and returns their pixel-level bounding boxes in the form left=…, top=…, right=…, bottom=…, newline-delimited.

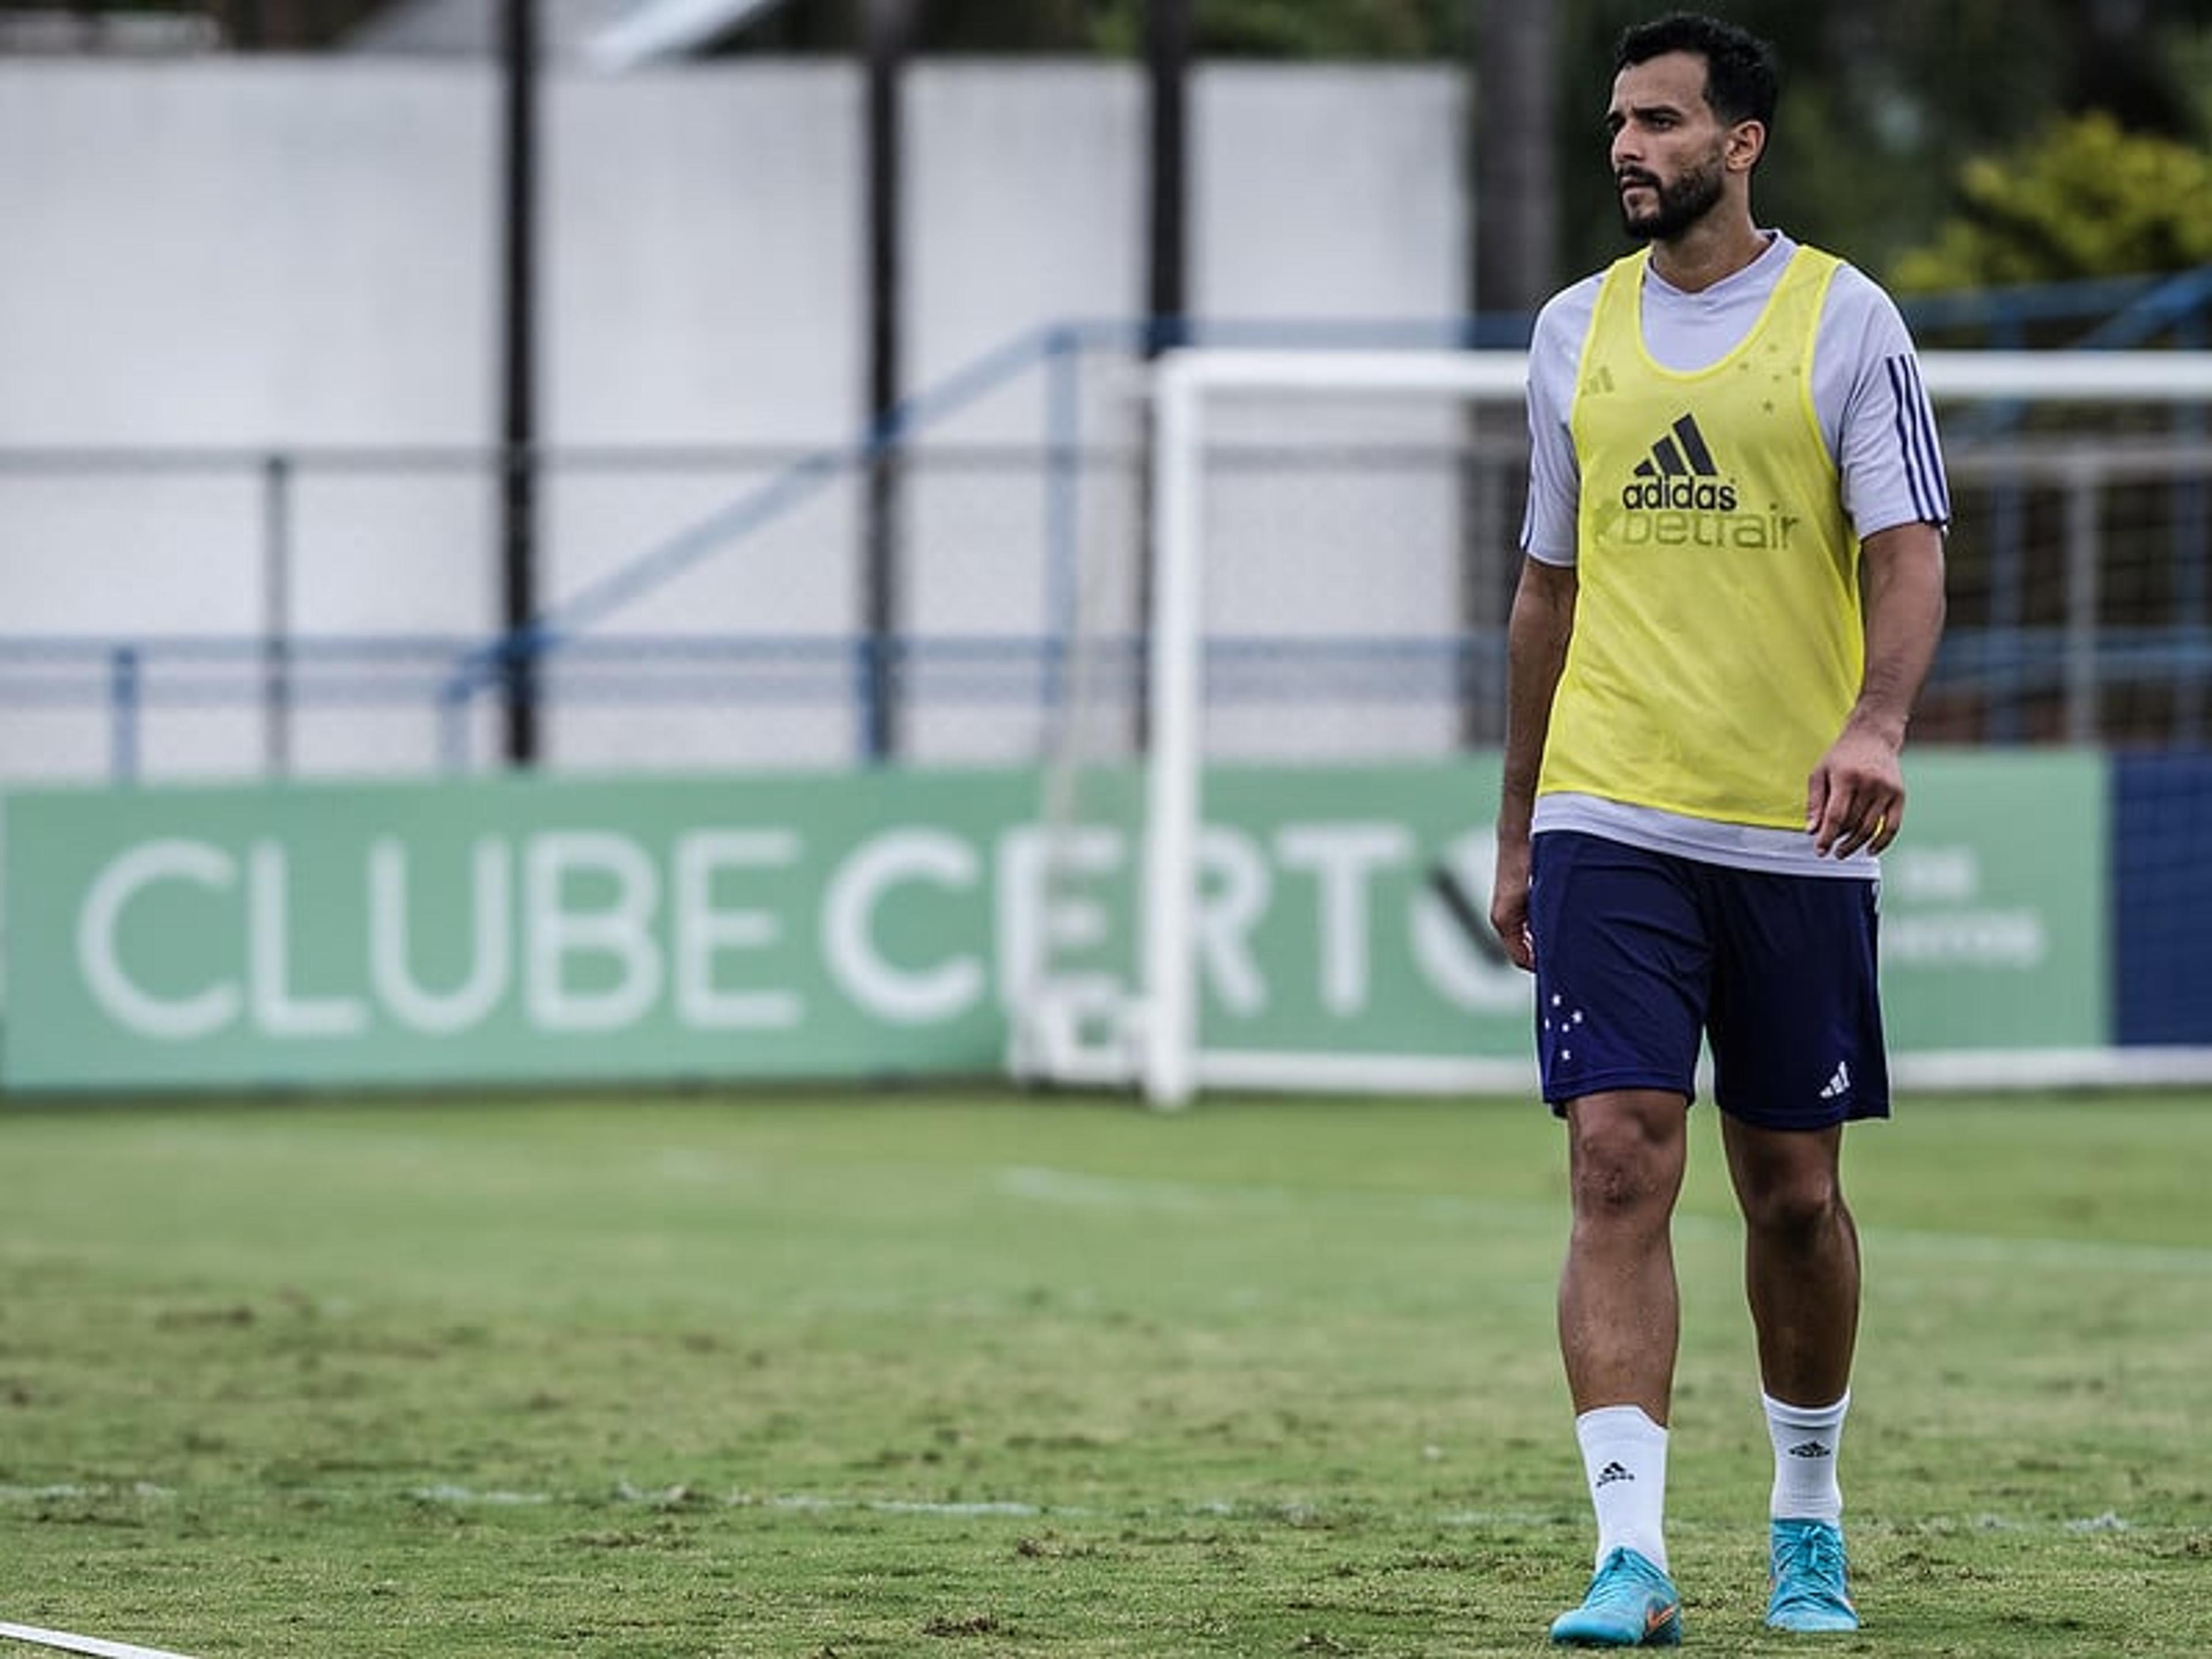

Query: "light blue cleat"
left=1550, top=1546, right=1683, bottom=1646
left=1767, top=1517, right=1860, bottom=1632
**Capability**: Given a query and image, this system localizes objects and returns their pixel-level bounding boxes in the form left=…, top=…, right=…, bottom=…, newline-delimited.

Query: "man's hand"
left=1490, top=833, right=1537, bottom=971
left=1806, top=722, right=1905, bottom=859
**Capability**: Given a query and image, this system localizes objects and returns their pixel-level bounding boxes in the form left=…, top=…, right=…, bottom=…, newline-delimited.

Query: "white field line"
left=994, top=1166, right=2212, bottom=1274
left=0, top=1623, right=201, bottom=1659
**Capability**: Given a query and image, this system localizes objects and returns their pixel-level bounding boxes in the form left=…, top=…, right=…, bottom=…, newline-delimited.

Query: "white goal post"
left=1039, top=346, right=2212, bottom=1108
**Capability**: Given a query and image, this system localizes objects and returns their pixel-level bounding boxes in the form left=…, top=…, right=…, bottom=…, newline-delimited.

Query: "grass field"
left=1, top=1087, right=2206, bottom=1657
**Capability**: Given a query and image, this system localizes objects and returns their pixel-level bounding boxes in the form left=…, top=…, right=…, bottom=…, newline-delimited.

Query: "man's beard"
left=1618, top=153, right=1726, bottom=241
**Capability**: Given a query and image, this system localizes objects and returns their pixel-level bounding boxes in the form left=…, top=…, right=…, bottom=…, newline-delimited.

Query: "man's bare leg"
left=1556, top=1089, right=1690, bottom=1588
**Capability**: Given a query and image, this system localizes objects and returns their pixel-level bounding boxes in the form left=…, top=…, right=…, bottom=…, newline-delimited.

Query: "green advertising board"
left=0, top=752, right=2105, bottom=1092
left=5, top=768, right=1043, bottom=1089
left=1868, top=748, right=2108, bottom=1056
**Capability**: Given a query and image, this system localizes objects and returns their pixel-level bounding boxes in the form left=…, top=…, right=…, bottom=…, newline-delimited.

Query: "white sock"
left=1764, top=1391, right=1849, bottom=1524
left=1575, top=1404, right=1669, bottom=1572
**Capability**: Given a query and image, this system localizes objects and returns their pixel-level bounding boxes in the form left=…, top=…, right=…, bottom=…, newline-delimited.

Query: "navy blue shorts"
left=1526, top=831, right=1891, bottom=1128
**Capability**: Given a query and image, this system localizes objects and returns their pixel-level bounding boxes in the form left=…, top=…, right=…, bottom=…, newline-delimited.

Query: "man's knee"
left=1566, top=1093, right=1687, bottom=1224
left=1727, top=1122, right=1849, bottom=1240
left=1738, top=1156, right=1847, bottom=1240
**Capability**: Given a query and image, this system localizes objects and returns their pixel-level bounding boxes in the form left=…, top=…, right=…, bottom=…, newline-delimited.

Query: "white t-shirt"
left=1520, top=230, right=1950, bottom=878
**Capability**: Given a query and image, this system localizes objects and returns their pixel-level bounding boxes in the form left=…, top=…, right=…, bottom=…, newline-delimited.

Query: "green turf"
left=1, top=1089, right=2206, bottom=1656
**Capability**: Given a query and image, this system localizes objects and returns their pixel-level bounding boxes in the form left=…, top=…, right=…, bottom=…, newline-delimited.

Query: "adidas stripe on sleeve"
left=1824, top=267, right=1952, bottom=537
left=1883, top=353, right=1950, bottom=525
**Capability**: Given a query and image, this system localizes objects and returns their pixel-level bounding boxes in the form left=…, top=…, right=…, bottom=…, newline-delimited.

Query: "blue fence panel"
left=2112, top=752, right=2212, bottom=1046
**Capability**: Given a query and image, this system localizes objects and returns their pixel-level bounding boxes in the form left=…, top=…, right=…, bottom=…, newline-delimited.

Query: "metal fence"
left=3, top=285, right=2209, bottom=785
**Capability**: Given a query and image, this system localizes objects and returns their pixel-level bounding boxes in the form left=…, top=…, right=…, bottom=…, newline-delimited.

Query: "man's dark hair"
left=1615, top=13, right=1779, bottom=131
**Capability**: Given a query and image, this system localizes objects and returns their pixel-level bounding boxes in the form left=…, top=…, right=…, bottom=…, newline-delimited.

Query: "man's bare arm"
left=1490, top=556, right=1579, bottom=968
left=1808, top=521, right=1948, bottom=859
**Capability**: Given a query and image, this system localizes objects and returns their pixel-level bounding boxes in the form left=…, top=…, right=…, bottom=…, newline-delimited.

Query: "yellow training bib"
left=1540, top=246, right=1861, bottom=829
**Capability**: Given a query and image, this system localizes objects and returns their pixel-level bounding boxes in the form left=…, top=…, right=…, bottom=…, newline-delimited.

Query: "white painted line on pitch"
left=996, top=1166, right=2212, bottom=1273
left=0, top=1622, right=202, bottom=1659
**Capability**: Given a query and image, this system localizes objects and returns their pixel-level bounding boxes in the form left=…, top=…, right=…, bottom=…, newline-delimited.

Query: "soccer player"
left=1486, top=12, right=1949, bottom=1647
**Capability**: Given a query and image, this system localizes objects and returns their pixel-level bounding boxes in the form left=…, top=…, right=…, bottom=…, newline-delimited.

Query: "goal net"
left=1012, top=346, right=2212, bottom=1107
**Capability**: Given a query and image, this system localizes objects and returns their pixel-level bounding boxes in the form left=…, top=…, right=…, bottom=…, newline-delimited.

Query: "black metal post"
left=1471, top=0, right=1555, bottom=325
left=861, top=0, right=912, bottom=763
left=1146, top=0, right=1191, bottom=356
left=501, top=0, right=541, bottom=766
left=1462, top=0, right=1555, bottom=744
left=1137, top=0, right=1192, bottom=754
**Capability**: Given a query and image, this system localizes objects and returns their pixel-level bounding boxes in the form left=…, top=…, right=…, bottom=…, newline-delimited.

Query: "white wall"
left=0, top=57, right=1470, bottom=782
left=0, top=62, right=497, bottom=448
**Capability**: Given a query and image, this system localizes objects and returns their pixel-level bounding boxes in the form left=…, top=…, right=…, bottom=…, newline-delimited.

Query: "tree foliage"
left=728, top=0, right=1465, bottom=58
left=1082, top=0, right=1467, bottom=59
left=1891, top=112, right=2212, bottom=289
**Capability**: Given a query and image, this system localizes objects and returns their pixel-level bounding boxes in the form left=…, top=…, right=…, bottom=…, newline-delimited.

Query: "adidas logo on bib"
left=1617, top=411, right=1801, bottom=549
